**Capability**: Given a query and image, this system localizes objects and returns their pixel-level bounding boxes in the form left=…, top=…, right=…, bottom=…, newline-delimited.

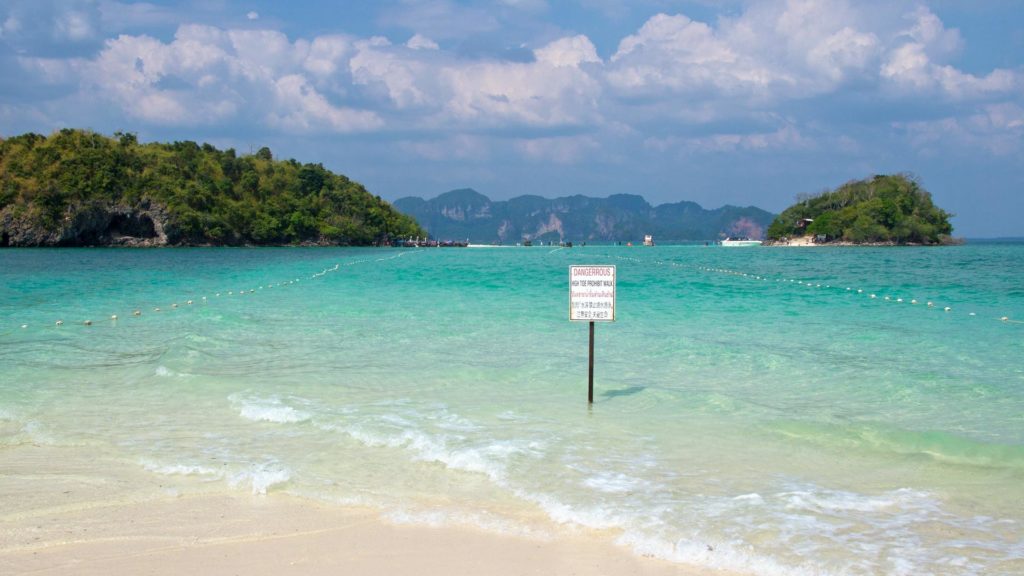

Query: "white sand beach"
left=0, top=444, right=720, bottom=576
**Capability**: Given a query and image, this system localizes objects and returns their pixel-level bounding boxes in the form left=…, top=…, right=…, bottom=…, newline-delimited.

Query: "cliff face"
left=0, top=201, right=172, bottom=247
left=393, top=189, right=775, bottom=243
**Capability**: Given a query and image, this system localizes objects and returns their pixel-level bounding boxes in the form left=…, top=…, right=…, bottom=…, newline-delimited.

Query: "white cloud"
left=345, top=33, right=602, bottom=128
left=55, top=10, right=95, bottom=41
left=406, top=34, right=439, bottom=51
left=304, top=35, right=354, bottom=77
left=43, top=23, right=377, bottom=131
left=9, top=0, right=1021, bottom=159
left=898, top=103, right=1024, bottom=157
left=247, top=11, right=259, bottom=21
left=350, top=38, right=433, bottom=109
left=533, top=35, right=599, bottom=68
left=607, top=0, right=1019, bottom=106
left=266, top=74, right=383, bottom=132
left=607, top=1, right=889, bottom=100
left=439, top=55, right=601, bottom=127
left=901, top=5, right=961, bottom=58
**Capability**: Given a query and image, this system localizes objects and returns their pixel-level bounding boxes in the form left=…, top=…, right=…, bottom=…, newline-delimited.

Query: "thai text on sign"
left=569, top=265, right=616, bottom=322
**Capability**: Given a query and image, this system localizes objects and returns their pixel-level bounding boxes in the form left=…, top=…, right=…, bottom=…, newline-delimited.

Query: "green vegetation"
left=766, top=174, right=955, bottom=244
left=0, top=128, right=423, bottom=245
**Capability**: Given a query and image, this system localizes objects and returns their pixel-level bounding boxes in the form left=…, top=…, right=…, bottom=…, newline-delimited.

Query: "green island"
left=766, top=174, right=956, bottom=245
left=0, top=129, right=424, bottom=247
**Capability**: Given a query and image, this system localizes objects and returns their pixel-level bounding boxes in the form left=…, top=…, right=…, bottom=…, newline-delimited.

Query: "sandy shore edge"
left=0, top=491, right=721, bottom=576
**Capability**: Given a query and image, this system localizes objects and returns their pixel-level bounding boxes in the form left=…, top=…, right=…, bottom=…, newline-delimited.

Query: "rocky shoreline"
left=0, top=201, right=174, bottom=247
left=0, top=201, right=370, bottom=248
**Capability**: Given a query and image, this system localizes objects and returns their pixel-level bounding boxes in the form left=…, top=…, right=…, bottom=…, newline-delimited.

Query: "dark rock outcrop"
left=0, top=201, right=171, bottom=247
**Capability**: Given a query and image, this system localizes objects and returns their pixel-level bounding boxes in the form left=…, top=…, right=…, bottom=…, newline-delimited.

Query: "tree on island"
left=766, top=174, right=955, bottom=245
left=0, top=129, right=424, bottom=246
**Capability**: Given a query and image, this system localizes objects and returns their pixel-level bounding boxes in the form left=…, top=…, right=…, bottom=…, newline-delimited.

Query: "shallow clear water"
left=2, top=245, right=1023, bottom=575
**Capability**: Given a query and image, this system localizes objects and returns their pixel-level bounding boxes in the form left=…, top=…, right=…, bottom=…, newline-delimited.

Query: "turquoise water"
left=2, top=245, right=1023, bottom=575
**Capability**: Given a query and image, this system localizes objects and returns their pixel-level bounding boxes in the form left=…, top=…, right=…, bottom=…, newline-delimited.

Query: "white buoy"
left=944, top=307, right=951, bottom=312
left=1002, top=316, right=1010, bottom=322
left=56, top=320, right=63, bottom=326
left=870, top=294, right=877, bottom=299
left=202, top=296, right=207, bottom=300
left=857, top=289, right=863, bottom=293
left=172, top=303, right=178, bottom=308
left=927, top=301, right=934, bottom=307
left=911, top=300, right=918, bottom=305
left=84, top=320, right=92, bottom=326
left=134, top=310, right=141, bottom=316
left=897, top=298, right=903, bottom=303
left=187, top=300, right=193, bottom=305
left=21, top=324, right=27, bottom=329
left=884, top=296, right=890, bottom=301
left=154, top=307, right=161, bottom=312
left=111, top=315, right=118, bottom=320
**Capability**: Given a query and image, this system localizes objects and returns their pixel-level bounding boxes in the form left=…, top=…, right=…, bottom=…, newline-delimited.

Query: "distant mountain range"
left=393, top=189, right=775, bottom=244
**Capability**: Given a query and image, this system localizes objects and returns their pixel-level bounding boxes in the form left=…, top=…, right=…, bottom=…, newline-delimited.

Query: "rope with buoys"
left=596, top=252, right=1020, bottom=327
left=4, top=249, right=422, bottom=335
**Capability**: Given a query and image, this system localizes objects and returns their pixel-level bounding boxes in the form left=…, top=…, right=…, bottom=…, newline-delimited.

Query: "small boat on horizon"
left=720, top=237, right=763, bottom=247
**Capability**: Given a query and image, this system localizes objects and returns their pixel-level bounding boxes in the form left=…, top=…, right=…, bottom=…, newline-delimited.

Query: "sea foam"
left=231, top=464, right=292, bottom=495
left=232, top=394, right=311, bottom=424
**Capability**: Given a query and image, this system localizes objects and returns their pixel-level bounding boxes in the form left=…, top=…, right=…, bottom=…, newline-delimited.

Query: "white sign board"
left=569, top=265, right=616, bottom=322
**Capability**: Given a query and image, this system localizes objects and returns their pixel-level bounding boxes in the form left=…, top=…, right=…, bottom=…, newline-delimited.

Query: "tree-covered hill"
left=0, top=129, right=423, bottom=246
left=766, top=174, right=955, bottom=244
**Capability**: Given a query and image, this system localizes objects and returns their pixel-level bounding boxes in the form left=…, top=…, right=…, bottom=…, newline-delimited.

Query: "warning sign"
left=569, top=265, right=616, bottom=322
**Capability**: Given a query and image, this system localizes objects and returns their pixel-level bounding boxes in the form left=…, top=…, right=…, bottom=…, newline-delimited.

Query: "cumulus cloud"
left=880, top=7, right=1018, bottom=99
left=346, top=33, right=602, bottom=127
left=897, top=103, right=1024, bottom=156
left=55, top=10, right=95, bottom=41
left=533, top=35, right=599, bottom=68
left=606, top=0, right=1019, bottom=106
left=406, top=34, right=439, bottom=50
left=7, top=0, right=1021, bottom=163
left=33, top=23, right=378, bottom=130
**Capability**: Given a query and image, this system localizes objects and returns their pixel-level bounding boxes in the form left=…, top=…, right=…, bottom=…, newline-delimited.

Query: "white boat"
left=720, top=237, right=763, bottom=247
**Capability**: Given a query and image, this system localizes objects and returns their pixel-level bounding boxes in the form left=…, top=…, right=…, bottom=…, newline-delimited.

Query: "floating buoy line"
left=6, top=250, right=420, bottom=335
left=603, top=254, right=1022, bottom=326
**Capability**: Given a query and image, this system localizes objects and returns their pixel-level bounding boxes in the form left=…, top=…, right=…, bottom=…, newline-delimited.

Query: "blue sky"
left=1, top=1, right=1022, bottom=237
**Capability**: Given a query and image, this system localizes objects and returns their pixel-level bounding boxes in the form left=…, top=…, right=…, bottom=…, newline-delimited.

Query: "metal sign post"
left=569, top=265, right=616, bottom=403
